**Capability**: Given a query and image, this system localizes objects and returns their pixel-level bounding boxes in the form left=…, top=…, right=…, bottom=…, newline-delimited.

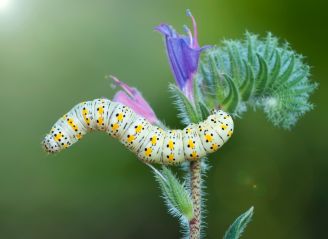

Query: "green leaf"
left=227, top=42, right=243, bottom=84
left=267, top=49, right=281, bottom=88
left=273, top=54, right=295, bottom=89
left=149, top=165, right=194, bottom=221
left=169, top=84, right=200, bottom=125
left=246, top=32, right=256, bottom=66
left=200, top=56, right=217, bottom=98
left=193, top=74, right=204, bottom=119
left=221, top=74, right=240, bottom=113
left=223, top=207, right=254, bottom=239
left=192, top=74, right=212, bottom=121
left=255, top=53, right=269, bottom=95
left=209, top=54, right=226, bottom=101
left=239, top=60, right=255, bottom=101
left=263, top=32, right=277, bottom=60
left=196, top=32, right=317, bottom=128
left=198, top=101, right=211, bottom=120
left=216, top=52, right=229, bottom=76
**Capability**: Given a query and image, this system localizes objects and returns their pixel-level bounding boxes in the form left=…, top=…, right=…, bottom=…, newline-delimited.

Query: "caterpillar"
left=42, top=98, right=234, bottom=164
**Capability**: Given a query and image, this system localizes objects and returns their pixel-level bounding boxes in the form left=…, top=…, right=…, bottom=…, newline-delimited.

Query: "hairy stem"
left=189, top=160, right=202, bottom=239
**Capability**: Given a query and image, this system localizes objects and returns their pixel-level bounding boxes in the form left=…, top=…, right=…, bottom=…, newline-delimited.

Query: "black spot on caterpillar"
left=42, top=98, right=234, bottom=165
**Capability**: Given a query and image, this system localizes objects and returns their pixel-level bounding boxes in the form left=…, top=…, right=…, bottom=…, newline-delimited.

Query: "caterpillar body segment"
left=121, top=117, right=153, bottom=153
left=137, top=126, right=166, bottom=164
left=206, top=113, right=233, bottom=141
left=162, top=130, right=185, bottom=164
left=197, top=121, right=224, bottom=153
left=183, top=124, right=206, bottom=161
left=107, top=103, right=135, bottom=138
left=42, top=98, right=234, bottom=164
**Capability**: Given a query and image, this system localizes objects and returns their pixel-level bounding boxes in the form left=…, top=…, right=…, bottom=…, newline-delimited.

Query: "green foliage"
left=149, top=165, right=194, bottom=224
left=223, top=207, right=254, bottom=239
left=169, top=84, right=201, bottom=125
left=169, top=81, right=211, bottom=127
left=198, top=32, right=318, bottom=129
left=157, top=31, right=317, bottom=238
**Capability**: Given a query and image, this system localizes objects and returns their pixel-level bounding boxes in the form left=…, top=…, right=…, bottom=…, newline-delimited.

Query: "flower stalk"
left=189, top=160, right=202, bottom=239
left=156, top=10, right=208, bottom=237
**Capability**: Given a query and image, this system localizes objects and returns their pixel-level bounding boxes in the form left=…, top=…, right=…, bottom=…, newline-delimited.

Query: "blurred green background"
left=0, top=0, right=327, bottom=238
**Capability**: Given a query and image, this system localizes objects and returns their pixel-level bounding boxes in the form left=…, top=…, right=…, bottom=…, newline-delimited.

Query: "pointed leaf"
left=216, top=52, right=229, bottom=75
left=267, top=49, right=281, bottom=88
left=255, top=53, right=269, bottom=95
left=221, top=74, right=240, bottom=113
left=263, top=33, right=272, bottom=59
left=273, top=54, right=295, bottom=89
left=150, top=165, right=194, bottom=221
left=284, top=65, right=309, bottom=89
left=198, top=101, right=211, bottom=120
left=239, top=60, right=255, bottom=101
left=193, top=74, right=204, bottom=119
left=263, top=32, right=277, bottom=61
left=227, top=43, right=243, bottom=85
left=200, top=57, right=216, bottom=95
left=223, top=207, right=254, bottom=239
left=246, top=32, right=256, bottom=66
left=208, top=55, right=225, bottom=101
left=169, top=84, right=200, bottom=125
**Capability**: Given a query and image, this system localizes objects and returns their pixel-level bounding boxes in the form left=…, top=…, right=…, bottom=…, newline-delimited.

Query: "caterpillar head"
left=42, top=134, right=61, bottom=153
left=207, top=110, right=234, bottom=142
left=215, top=109, right=233, bottom=121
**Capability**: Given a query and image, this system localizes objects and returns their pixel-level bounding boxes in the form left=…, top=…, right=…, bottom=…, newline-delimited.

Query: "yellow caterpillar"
left=42, top=98, right=233, bottom=164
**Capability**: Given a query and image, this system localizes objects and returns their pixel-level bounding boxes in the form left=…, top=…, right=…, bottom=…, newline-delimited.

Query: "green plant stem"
left=189, top=160, right=202, bottom=239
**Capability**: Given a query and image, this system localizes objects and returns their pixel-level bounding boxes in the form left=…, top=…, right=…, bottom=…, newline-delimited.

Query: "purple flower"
left=155, top=9, right=210, bottom=101
left=111, top=75, right=159, bottom=124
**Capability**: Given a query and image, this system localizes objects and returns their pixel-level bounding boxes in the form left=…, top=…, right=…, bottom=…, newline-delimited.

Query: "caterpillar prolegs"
left=42, top=98, right=234, bottom=164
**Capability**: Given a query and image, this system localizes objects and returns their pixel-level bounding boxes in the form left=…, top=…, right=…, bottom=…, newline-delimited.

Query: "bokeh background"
left=0, top=0, right=327, bottom=238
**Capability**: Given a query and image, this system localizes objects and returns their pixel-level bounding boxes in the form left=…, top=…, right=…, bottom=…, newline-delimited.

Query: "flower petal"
left=155, top=10, right=211, bottom=101
left=111, top=76, right=159, bottom=124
